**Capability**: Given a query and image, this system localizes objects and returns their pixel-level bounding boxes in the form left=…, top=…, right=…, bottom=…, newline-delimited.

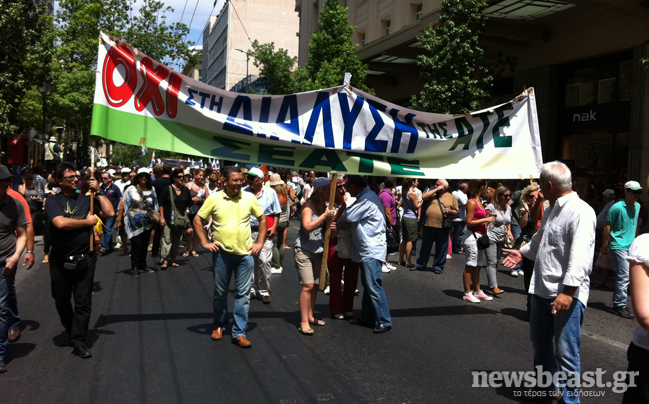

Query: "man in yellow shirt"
left=194, top=166, right=267, bottom=348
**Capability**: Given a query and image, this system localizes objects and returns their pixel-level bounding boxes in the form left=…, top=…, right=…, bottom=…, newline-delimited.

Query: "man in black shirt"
left=0, top=165, right=28, bottom=373
left=46, top=162, right=114, bottom=358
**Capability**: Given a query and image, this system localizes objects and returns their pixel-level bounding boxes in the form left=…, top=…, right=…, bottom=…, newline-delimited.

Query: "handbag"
left=473, top=231, right=490, bottom=250
left=503, top=233, right=515, bottom=249
left=169, top=185, right=190, bottom=229
left=386, top=223, right=400, bottom=254
left=438, top=197, right=453, bottom=229
left=136, top=186, right=160, bottom=226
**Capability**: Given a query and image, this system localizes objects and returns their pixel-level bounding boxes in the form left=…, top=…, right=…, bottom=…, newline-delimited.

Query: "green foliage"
left=247, top=40, right=297, bottom=95
left=411, top=0, right=492, bottom=114
left=304, top=0, right=370, bottom=92
left=0, top=0, right=53, bottom=133
left=51, top=0, right=199, bottom=154
left=112, top=143, right=191, bottom=166
left=123, top=0, right=198, bottom=68
left=248, top=0, right=371, bottom=94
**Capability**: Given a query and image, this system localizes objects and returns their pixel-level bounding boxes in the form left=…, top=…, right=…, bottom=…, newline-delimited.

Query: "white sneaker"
left=517, top=270, right=524, bottom=276
left=324, top=286, right=330, bottom=295
left=382, top=264, right=391, bottom=273
left=354, top=289, right=359, bottom=295
left=474, top=290, right=493, bottom=301
left=463, top=293, right=480, bottom=303
left=510, top=270, right=519, bottom=277
left=115, top=242, right=121, bottom=249
left=386, top=262, right=396, bottom=270
left=270, top=267, right=283, bottom=274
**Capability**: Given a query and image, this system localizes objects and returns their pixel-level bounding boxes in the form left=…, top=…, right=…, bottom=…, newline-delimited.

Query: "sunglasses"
left=628, top=189, right=642, bottom=195
left=501, top=194, right=511, bottom=198
left=63, top=175, right=79, bottom=180
left=336, top=185, right=345, bottom=189
left=176, top=175, right=184, bottom=178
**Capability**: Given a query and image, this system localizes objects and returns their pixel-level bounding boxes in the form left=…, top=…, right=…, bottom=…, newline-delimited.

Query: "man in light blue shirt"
left=245, top=167, right=281, bottom=304
left=340, top=175, right=392, bottom=333
left=602, top=180, right=642, bottom=319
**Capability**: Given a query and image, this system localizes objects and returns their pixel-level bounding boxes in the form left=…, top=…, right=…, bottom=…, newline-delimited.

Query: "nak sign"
left=91, top=32, right=543, bottom=179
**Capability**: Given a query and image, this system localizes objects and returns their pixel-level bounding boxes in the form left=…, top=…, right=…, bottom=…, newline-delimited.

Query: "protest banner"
left=92, top=32, right=542, bottom=178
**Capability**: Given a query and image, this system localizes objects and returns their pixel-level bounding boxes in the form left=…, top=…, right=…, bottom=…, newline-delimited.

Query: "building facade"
left=296, top=0, right=649, bottom=194
left=202, top=0, right=300, bottom=91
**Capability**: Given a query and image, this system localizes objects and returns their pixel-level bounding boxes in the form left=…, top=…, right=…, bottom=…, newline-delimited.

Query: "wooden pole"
left=90, top=142, right=95, bottom=250
left=319, top=173, right=338, bottom=291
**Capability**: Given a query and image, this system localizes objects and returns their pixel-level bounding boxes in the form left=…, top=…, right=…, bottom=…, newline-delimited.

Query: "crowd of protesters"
left=3, top=155, right=649, bottom=401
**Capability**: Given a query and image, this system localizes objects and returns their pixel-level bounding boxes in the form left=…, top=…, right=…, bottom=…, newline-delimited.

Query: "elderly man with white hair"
left=503, top=161, right=596, bottom=402
left=414, top=179, right=459, bottom=274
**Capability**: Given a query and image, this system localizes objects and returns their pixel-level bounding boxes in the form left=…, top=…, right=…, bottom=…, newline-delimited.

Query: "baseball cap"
left=121, top=167, right=131, bottom=174
left=624, top=181, right=643, bottom=191
left=602, top=189, right=615, bottom=199
left=137, top=167, right=151, bottom=175
left=247, top=167, right=264, bottom=178
left=313, top=177, right=331, bottom=190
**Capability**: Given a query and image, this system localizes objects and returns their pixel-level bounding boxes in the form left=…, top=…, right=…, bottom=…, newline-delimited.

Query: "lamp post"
left=235, top=48, right=250, bottom=92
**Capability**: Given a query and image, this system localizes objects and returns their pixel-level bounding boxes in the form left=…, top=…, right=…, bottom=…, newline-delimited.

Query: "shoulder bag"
left=438, top=197, right=453, bottom=229
left=169, top=185, right=190, bottom=230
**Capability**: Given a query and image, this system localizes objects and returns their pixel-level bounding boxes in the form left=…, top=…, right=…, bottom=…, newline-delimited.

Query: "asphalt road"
left=0, top=221, right=636, bottom=403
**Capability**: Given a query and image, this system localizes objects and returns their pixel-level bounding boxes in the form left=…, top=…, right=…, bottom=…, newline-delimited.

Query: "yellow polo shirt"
left=198, top=190, right=263, bottom=255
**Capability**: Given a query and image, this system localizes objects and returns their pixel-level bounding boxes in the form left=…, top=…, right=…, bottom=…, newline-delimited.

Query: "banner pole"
left=90, top=139, right=95, bottom=250
left=319, top=173, right=338, bottom=291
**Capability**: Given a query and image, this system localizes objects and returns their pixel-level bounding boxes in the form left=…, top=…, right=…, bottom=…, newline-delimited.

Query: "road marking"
left=582, top=330, right=628, bottom=350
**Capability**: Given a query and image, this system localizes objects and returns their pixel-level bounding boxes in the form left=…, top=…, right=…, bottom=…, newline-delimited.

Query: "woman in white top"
left=624, top=232, right=649, bottom=403
left=484, top=186, right=513, bottom=295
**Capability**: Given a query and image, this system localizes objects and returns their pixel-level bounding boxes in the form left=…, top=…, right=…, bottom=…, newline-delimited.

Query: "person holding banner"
left=194, top=166, right=266, bottom=348
left=293, top=178, right=335, bottom=335
left=340, top=175, right=392, bottom=334
left=46, top=162, right=114, bottom=358
left=328, top=176, right=359, bottom=320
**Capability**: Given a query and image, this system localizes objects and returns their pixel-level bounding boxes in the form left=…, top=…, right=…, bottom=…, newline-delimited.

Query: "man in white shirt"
left=503, top=161, right=596, bottom=402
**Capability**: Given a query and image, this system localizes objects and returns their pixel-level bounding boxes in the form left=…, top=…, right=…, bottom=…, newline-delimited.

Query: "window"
left=415, top=3, right=423, bottom=21
left=384, top=19, right=391, bottom=35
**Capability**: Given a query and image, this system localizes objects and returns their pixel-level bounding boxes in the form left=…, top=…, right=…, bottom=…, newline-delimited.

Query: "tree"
left=0, top=0, right=53, bottom=133
left=247, top=40, right=297, bottom=95
left=52, top=0, right=198, bottom=162
left=248, top=0, right=371, bottom=94
left=411, top=0, right=492, bottom=114
left=299, top=0, right=370, bottom=92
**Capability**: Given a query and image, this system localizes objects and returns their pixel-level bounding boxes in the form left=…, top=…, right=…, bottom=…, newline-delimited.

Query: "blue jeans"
left=10, top=164, right=22, bottom=191
left=0, top=267, right=16, bottom=361
left=611, top=249, right=630, bottom=308
left=212, top=251, right=254, bottom=338
left=530, top=295, right=585, bottom=403
left=416, top=226, right=450, bottom=272
left=358, top=258, right=392, bottom=327
left=101, top=216, right=117, bottom=251
left=451, top=221, right=464, bottom=253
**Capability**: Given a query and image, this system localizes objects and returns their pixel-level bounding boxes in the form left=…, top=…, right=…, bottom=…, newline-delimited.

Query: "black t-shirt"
left=46, top=193, right=100, bottom=263
left=153, top=177, right=173, bottom=198
left=158, top=185, right=192, bottom=223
